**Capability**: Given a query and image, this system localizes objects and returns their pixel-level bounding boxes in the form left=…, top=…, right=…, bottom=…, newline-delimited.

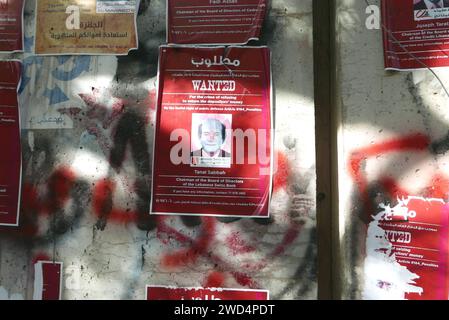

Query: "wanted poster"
left=34, top=0, right=139, bottom=55
left=167, top=0, right=267, bottom=45
left=365, top=197, right=449, bottom=300
left=382, top=0, right=449, bottom=70
left=151, top=46, right=272, bottom=218
left=0, top=0, right=24, bottom=52
left=0, top=60, right=21, bottom=226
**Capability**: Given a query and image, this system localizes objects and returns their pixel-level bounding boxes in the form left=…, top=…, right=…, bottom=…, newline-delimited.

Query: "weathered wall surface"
left=0, top=0, right=316, bottom=299
left=337, top=0, right=449, bottom=299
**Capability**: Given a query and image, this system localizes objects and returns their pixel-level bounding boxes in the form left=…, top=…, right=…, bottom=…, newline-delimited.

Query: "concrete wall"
left=337, top=0, right=449, bottom=299
left=0, top=0, right=317, bottom=300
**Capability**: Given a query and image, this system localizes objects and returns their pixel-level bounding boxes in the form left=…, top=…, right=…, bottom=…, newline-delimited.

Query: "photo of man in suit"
left=414, top=0, right=449, bottom=10
left=191, top=118, right=231, bottom=158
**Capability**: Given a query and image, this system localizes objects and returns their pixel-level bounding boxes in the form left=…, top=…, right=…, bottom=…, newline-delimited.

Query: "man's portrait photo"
left=191, top=114, right=232, bottom=168
left=414, top=0, right=449, bottom=10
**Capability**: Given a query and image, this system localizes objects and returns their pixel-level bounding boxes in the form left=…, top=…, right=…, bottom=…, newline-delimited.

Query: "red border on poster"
left=33, top=261, right=63, bottom=300
left=382, top=0, right=449, bottom=70
left=146, top=285, right=269, bottom=300
left=0, top=60, right=22, bottom=226
left=0, top=0, right=24, bottom=52
left=150, top=46, right=272, bottom=218
left=166, top=0, right=267, bottom=45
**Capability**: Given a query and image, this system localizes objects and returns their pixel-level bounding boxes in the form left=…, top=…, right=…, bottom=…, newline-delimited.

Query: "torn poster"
left=146, top=285, right=269, bottom=300
left=0, top=0, right=24, bottom=52
left=364, top=196, right=449, bottom=300
left=150, top=46, right=272, bottom=218
left=382, top=0, right=449, bottom=70
left=0, top=60, right=21, bottom=226
left=33, top=261, right=63, bottom=300
left=167, top=0, right=267, bottom=45
left=34, top=0, right=139, bottom=55
left=19, top=55, right=118, bottom=130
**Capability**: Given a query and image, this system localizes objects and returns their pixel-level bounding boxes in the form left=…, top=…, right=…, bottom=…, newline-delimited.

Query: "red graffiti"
left=79, top=91, right=125, bottom=130
left=225, top=232, right=256, bottom=255
left=273, top=151, right=290, bottom=192
left=92, top=179, right=137, bottom=224
left=44, top=168, right=76, bottom=214
left=153, top=216, right=259, bottom=287
left=156, top=217, right=192, bottom=244
left=154, top=213, right=304, bottom=288
left=22, top=167, right=76, bottom=216
left=377, top=174, right=449, bottom=202
left=1, top=167, right=76, bottom=237
left=425, top=175, right=449, bottom=199
left=349, top=133, right=430, bottom=219
left=12, top=164, right=302, bottom=290
left=8, top=134, right=301, bottom=292
left=159, top=217, right=216, bottom=268
left=230, top=271, right=258, bottom=288
left=204, top=271, right=226, bottom=288
left=272, top=223, right=302, bottom=257
left=378, top=177, right=409, bottom=200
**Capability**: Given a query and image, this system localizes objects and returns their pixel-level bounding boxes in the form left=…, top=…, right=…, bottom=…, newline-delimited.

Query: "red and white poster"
left=0, top=0, right=24, bottom=52
left=150, top=46, right=272, bottom=218
left=146, top=285, right=269, bottom=300
left=0, top=60, right=21, bottom=227
left=364, top=196, right=449, bottom=300
left=167, top=0, right=267, bottom=45
left=33, top=261, right=63, bottom=300
left=382, top=0, right=449, bottom=70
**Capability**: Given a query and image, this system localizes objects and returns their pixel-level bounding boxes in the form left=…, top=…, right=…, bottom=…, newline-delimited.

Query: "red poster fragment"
left=0, top=0, right=24, bottom=52
left=33, top=261, right=63, bottom=300
left=146, top=285, right=269, bottom=300
left=375, top=197, right=449, bottom=299
left=382, top=0, right=449, bottom=70
left=150, top=46, right=272, bottom=218
left=0, top=60, right=21, bottom=226
left=167, top=0, right=267, bottom=45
